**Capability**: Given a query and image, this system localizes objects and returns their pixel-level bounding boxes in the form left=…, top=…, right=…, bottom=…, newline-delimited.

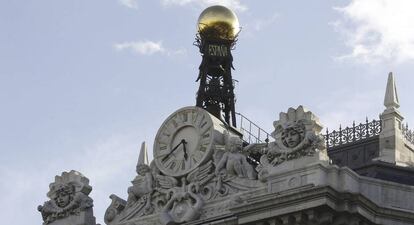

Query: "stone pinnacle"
left=137, top=142, right=149, bottom=167
left=384, top=72, right=400, bottom=110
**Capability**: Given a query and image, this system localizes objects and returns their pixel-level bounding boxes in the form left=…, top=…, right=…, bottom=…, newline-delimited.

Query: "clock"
left=153, top=106, right=227, bottom=177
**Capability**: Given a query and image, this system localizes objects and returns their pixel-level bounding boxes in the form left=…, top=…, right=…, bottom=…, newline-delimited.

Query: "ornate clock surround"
left=153, top=106, right=227, bottom=177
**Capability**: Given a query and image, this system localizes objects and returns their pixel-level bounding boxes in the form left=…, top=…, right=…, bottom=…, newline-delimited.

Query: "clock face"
left=154, top=106, right=224, bottom=177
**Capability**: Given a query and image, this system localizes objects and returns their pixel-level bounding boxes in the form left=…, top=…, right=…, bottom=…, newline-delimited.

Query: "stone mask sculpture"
left=54, top=184, right=75, bottom=208
left=38, top=170, right=95, bottom=225
left=257, top=106, right=327, bottom=180
left=272, top=106, right=324, bottom=154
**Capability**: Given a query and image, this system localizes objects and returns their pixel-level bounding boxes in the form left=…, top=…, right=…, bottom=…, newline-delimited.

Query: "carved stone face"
left=56, top=191, right=71, bottom=208
left=229, top=137, right=243, bottom=152
left=282, top=128, right=302, bottom=148
left=54, top=184, right=74, bottom=208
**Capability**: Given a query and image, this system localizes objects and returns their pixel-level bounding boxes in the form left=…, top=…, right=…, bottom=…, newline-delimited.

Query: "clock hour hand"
left=162, top=139, right=185, bottom=162
left=183, top=139, right=188, bottom=160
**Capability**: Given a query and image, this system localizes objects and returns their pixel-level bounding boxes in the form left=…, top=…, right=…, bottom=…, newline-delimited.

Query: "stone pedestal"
left=265, top=151, right=330, bottom=193
left=378, top=108, right=405, bottom=165
left=267, top=151, right=329, bottom=176
left=48, top=210, right=96, bottom=225
left=376, top=73, right=414, bottom=167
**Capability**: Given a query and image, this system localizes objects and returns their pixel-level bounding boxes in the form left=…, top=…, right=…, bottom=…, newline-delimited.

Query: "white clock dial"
left=153, top=106, right=227, bottom=177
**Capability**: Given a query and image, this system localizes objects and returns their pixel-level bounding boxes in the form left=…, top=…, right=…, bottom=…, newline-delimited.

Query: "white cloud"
left=333, top=0, right=414, bottom=64
left=114, top=41, right=165, bottom=55
left=237, top=12, right=279, bottom=39
left=251, top=13, right=279, bottom=31
left=161, top=0, right=247, bottom=12
left=119, top=0, right=139, bottom=9
left=114, top=40, right=186, bottom=56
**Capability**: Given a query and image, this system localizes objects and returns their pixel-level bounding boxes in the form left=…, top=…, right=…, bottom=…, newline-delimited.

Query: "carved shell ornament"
left=271, top=106, right=325, bottom=153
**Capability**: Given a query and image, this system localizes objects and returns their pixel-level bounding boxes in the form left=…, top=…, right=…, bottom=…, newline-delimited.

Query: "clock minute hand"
left=162, top=139, right=184, bottom=162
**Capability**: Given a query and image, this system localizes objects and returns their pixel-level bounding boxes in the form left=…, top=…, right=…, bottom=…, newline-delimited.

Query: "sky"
left=1, top=0, right=414, bottom=224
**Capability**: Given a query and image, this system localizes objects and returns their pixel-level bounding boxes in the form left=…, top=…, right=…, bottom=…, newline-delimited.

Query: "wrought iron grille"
left=402, top=124, right=414, bottom=145
left=324, top=118, right=382, bottom=148
left=235, top=112, right=272, bottom=144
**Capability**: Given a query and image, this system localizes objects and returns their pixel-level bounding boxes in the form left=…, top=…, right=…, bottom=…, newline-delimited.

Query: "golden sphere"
left=197, top=5, right=240, bottom=40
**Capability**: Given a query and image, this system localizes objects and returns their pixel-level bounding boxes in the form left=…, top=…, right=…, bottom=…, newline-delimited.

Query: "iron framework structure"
left=194, top=34, right=238, bottom=127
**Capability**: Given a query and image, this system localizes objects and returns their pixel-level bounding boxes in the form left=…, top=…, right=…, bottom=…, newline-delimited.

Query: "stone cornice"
left=230, top=185, right=414, bottom=225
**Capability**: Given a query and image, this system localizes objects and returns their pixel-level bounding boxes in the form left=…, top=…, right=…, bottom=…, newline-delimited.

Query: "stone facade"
left=38, top=78, right=414, bottom=225
left=36, top=4, right=414, bottom=224
left=97, top=105, right=413, bottom=225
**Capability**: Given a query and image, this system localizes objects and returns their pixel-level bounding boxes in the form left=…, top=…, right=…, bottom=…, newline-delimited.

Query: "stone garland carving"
left=38, top=170, right=94, bottom=225
left=159, top=182, right=204, bottom=224
left=105, top=134, right=262, bottom=225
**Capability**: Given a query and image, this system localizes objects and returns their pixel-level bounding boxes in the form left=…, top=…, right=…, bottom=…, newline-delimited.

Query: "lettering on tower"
left=208, top=44, right=229, bottom=57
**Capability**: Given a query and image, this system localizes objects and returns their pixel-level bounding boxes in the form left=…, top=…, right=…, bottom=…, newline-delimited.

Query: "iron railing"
left=235, top=113, right=386, bottom=149
left=324, top=118, right=382, bottom=149
left=235, top=112, right=272, bottom=144
left=402, top=124, right=414, bottom=146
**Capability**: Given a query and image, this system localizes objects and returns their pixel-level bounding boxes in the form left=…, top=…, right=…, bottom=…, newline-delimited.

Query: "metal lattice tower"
left=194, top=5, right=240, bottom=128
left=195, top=37, right=237, bottom=127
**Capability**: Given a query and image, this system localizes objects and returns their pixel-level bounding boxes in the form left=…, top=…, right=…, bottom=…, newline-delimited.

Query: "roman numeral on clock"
left=202, top=130, right=210, bottom=139
left=158, top=143, right=168, bottom=151
left=179, top=111, right=189, bottom=123
left=169, top=161, right=176, bottom=170
left=175, top=159, right=185, bottom=172
left=163, top=156, right=174, bottom=166
left=191, top=151, right=203, bottom=164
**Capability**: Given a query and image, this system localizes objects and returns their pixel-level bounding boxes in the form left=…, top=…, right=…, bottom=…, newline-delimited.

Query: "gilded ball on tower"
left=197, top=5, right=240, bottom=40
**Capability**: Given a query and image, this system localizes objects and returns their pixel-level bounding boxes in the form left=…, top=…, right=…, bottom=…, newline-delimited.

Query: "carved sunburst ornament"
left=47, top=170, right=92, bottom=200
